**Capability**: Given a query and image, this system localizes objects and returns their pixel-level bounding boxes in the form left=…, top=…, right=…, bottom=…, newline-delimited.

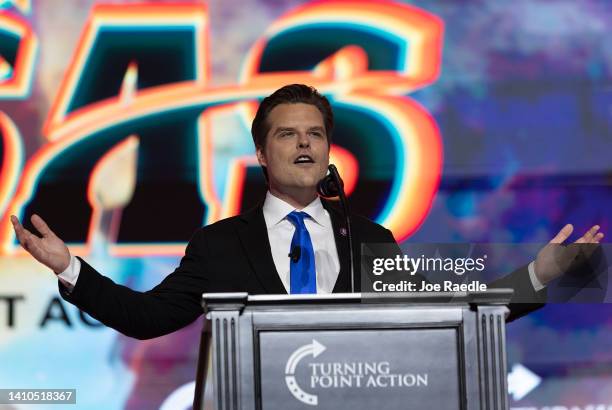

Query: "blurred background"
left=0, top=0, right=610, bottom=408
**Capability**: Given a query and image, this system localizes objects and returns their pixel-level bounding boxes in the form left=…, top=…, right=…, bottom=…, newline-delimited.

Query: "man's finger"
left=10, top=215, right=23, bottom=233
left=575, top=225, right=600, bottom=244
left=550, top=224, right=573, bottom=244
left=15, top=229, right=27, bottom=247
left=30, top=214, right=53, bottom=237
left=11, top=215, right=29, bottom=244
left=583, top=225, right=600, bottom=242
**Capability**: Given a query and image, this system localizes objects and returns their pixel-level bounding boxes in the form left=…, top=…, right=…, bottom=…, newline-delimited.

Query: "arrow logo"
left=508, top=363, right=541, bottom=401
left=285, top=339, right=327, bottom=406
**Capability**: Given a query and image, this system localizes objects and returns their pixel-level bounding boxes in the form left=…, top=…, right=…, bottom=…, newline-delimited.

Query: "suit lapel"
left=237, top=204, right=287, bottom=294
left=322, top=200, right=353, bottom=293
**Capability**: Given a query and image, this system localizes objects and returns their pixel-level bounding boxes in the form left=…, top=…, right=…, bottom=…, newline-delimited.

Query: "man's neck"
left=268, top=187, right=317, bottom=210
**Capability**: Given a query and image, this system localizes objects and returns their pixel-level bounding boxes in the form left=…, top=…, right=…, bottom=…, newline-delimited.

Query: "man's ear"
left=256, top=146, right=267, bottom=167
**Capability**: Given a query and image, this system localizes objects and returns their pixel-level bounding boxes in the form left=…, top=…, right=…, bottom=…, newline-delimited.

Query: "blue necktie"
left=286, top=211, right=316, bottom=294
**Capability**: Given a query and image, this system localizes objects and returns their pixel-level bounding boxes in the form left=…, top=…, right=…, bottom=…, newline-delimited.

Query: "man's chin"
left=300, top=174, right=324, bottom=186
left=281, top=180, right=318, bottom=194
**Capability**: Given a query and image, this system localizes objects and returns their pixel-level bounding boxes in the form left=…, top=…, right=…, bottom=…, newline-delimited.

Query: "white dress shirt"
left=262, top=192, right=340, bottom=294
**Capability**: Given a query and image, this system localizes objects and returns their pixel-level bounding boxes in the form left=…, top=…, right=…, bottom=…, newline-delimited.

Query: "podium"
left=193, top=291, right=513, bottom=410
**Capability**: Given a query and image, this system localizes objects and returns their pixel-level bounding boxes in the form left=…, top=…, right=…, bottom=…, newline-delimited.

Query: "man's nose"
left=297, top=133, right=310, bottom=148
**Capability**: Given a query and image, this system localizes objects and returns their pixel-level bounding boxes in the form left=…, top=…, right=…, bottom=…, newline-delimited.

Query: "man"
left=10, top=84, right=604, bottom=339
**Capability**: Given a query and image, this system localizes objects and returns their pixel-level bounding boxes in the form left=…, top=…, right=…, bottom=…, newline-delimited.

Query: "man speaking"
left=10, top=84, right=604, bottom=339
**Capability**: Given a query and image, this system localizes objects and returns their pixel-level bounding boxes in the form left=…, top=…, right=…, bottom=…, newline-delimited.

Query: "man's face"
left=257, top=103, right=330, bottom=196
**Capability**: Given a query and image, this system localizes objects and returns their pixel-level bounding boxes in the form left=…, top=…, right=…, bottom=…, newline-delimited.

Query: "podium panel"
left=194, top=292, right=512, bottom=410
left=259, top=328, right=460, bottom=409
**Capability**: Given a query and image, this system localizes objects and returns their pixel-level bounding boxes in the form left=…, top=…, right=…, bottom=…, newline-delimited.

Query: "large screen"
left=0, top=0, right=610, bottom=408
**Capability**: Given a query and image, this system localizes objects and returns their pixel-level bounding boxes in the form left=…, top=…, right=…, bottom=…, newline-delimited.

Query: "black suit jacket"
left=61, top=200, right=545, bottom=339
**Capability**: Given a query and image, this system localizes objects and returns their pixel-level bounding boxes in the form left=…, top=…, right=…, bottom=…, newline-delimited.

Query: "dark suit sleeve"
left=59, top=229, right=209, bottom=340
left=488, top=264, right=546, bottom=322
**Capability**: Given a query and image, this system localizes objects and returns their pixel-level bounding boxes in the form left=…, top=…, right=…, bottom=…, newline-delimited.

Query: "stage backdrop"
left=0, top=0, right=610, bottom=408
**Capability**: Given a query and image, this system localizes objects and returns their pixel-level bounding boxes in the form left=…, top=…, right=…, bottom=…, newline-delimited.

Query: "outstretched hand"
left=534, top=224, right=604, bottom=286
left=10, top=214, right=71, bottom=274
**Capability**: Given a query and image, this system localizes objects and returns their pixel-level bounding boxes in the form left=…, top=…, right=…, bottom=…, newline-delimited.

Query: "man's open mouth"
left=294, top=155, right=314, bottom=164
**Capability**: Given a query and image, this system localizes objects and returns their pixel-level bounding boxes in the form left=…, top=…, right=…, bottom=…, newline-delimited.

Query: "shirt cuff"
left=528, top=260, right=546, bottom=292
left=56, top=255, right=81, bottom=291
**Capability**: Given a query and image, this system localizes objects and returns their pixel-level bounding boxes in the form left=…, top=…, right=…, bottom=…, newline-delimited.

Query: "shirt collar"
left=262, top=191, right=329, bottom=228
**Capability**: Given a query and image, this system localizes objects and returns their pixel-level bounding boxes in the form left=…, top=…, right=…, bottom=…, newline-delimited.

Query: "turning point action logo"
left=284, top=339, right=428, bottom=406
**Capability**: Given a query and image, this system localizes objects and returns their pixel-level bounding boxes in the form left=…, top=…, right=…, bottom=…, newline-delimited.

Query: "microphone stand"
left=318, top=165, right=355, bottom=293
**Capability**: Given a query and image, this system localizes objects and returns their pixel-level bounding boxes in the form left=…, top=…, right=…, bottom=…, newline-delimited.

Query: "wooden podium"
left=193, top=291, right=513, bottom=410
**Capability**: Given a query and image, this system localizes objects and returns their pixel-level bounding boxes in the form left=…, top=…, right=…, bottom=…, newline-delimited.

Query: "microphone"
left=289, top=245, right=301, bottom=263
left=317, top=165, right=343, bottom=197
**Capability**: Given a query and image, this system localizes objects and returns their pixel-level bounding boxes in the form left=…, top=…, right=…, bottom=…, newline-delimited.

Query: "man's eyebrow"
left=271, top=126, right=326, bottom=135
left=273, top=127, right=296, bottom=134
left=272, top=127, right=295, bottom=135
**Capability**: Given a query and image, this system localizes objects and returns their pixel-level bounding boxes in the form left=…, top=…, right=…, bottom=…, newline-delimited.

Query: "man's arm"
left=372, top=224, right=603, bottom=322
left=488, top=263, right=546, bottom=322
left=11, top=214, right=207, bottom=339
left=374, top=228, right=544, bottom=322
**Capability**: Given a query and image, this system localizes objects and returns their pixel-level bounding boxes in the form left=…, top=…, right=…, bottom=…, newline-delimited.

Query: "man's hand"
left=534, top=224, right=604, bottom=286
left=10, top=214, right=71, bottom=274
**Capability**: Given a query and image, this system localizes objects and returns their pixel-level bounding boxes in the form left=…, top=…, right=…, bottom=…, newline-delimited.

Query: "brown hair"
left=251, top=84, right=334, bottom=149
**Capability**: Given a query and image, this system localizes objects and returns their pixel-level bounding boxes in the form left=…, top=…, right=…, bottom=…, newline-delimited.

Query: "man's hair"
left=251, top=84, right=334, bottom=148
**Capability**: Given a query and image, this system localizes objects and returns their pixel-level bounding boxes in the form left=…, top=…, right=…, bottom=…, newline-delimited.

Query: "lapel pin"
left=339, top=228, right=347, bottom=236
